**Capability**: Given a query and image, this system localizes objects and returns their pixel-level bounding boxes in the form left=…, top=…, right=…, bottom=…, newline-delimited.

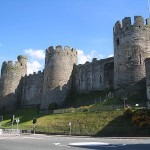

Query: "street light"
left=121, top=97, right=127, bottom=108
left=124, top=97, right=127, bottom=108
left=69, top=122, right=71, bottom=136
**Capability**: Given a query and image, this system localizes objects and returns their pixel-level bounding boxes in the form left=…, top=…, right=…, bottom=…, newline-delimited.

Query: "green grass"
left=0, top=89, right=148, bottom=137
left=1, top=108, right=150, bottom=136
left=1, top=108, right=124, bottom=135
left=1, top=108, right=39, bottom=130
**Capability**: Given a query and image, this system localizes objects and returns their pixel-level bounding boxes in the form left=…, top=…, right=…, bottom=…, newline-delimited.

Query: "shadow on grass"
left=95, top=114, right=150, bottom=137
left=2, top=108, right=43, bottom=128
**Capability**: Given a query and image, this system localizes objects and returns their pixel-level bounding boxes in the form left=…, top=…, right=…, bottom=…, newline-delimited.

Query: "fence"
left=0, top=129, right=31, bottom=135
left=52, top=105, right=123, bottom=114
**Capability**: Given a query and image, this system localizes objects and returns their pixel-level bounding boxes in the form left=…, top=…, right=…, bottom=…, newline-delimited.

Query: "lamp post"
left=16, top=118, right=20, bottom=135
left=69, top=122, right=71, bottom=136
left=123, top=97, right=127, bottom=108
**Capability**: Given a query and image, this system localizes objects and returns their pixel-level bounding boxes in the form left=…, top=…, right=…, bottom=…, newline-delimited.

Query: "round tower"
left=114, top=16, right=150, bottom=91
left=17, top=55, right=27, bottom=76
left=1, top=55, right=27, bottom=97
left=41, top=45, right=77, bottom=109
left=0, top=55, right=27, bottom=112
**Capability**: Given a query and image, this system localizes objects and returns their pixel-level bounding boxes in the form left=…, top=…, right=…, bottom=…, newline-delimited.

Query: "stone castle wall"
left=1, top=16, right=150, bottom=112
left=74, top=57, right=114, bottom=93
left=17, top=71, right=43, bottom=107
left=114, top=16, right=150, bottom=90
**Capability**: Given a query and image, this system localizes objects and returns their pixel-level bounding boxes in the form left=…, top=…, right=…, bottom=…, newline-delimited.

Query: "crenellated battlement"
left=1, top=55, right=27, bottom=76
left=28, top=71, right=44, bottom=77
left=76, top=57, right=114, bottom=69
left=114, top=16, right=150, bottom=33
left=2, top=60, right=23, bottom=71
left=46, top=45, right=77, bottom=57
left=18, top=55, right=27, bottom=60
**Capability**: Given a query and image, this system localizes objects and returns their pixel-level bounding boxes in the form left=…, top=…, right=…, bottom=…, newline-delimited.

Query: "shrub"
left=48, top=102, right=58, bottom=110
left=132, top=110, right=150, bottom=128
left=123, top=107, right=133, bottom=118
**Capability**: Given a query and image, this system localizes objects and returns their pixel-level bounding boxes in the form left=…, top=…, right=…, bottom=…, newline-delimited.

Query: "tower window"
left=140, top=54, right=142, bottom=64
left=79, top=79, right=80, bottom=87
left=116, top=38, right=120, bottom=46
left=100, top=75, right=102, bottom=83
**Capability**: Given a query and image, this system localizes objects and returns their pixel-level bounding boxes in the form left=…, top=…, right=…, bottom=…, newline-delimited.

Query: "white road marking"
left=53, top=143, right=71, bottom=148
left=21, top=136, right=45, bottom=140
left=0, top=136, right=18, bottom=140
left=54, top=143, right=60, bottom=145
left=69, top=142, right=109, bottom=146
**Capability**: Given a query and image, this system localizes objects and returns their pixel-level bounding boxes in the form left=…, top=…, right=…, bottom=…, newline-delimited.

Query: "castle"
left=1, top=16, right=150, bottom=112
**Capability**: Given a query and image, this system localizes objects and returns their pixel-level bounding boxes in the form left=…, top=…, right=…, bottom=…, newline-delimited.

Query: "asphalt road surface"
left=0, top=134, right=150, bottom=150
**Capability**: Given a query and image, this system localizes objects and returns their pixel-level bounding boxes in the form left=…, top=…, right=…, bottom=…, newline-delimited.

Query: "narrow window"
left=116, top=38, right=120, bottom=46
left=140, top=54, right=142, bottom=64
left=79, top=79, right=80, bottom=87
left=100, top=75, right=102, bottom=83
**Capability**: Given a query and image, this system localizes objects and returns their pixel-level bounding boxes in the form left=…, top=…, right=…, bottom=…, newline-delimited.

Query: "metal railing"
left=0, top=129, right=31, bottom=135
left=52, top=105, right=123, bottom=114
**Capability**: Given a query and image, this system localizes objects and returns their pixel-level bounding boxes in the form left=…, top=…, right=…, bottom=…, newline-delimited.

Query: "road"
left=0, top=134, right=150, bottom=150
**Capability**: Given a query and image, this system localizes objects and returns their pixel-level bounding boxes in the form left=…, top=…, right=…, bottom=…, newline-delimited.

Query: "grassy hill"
left=1, top=107, right=149, bottom=137
left=0, top=89, right=149, bottom=136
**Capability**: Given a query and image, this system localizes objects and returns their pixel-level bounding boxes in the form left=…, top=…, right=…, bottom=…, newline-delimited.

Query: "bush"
left=124, top=107, right=133, bottom=118
left=48, top=102, right=59, bottom=110
left=132, top=110, right=150, bottom=128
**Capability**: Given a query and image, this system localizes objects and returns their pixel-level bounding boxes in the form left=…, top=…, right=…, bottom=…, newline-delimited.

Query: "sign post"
left=69, top=122, right=71, bottom=136
left=11, top=115, right=15, bottom=130
left=16, top=118, right=20, bottom=135
left=33, top=118, right=37, bottom=134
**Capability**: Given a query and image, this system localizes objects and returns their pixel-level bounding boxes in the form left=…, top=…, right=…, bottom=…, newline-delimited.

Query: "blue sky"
left=0, top=0, right=149, bottom=74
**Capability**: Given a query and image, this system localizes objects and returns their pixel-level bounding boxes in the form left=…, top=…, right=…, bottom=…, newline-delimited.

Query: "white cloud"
left=77, top=49, right=104, bottom=64
left=23, top=48, right=45, bottom=75
left=24, top=49, right=45, bottom=59
left=27, top=61, right=42, bottom=75
left=77, top=50, right=90, bottom=64
left=108, top=54, right=114, bottom=57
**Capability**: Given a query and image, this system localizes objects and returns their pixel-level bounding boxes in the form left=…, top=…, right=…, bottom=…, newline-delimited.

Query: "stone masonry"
left=114, top=16, right=150, bottom=89
left=1, top=16, right=150, bottom=112
left=74, top=57, right=114, bottom=93
left=0, top=55, right=27, bottom=112
left=41, top=46, right=77, bottom=110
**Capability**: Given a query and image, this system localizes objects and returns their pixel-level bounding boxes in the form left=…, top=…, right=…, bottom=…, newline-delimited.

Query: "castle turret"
left=114, top=16, right=150, bottom=94
left=0, top=55, right=27, bottom=112
left=41, top=45, right=77, bottom=109
left=18, top=55, right=27, bottom=67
